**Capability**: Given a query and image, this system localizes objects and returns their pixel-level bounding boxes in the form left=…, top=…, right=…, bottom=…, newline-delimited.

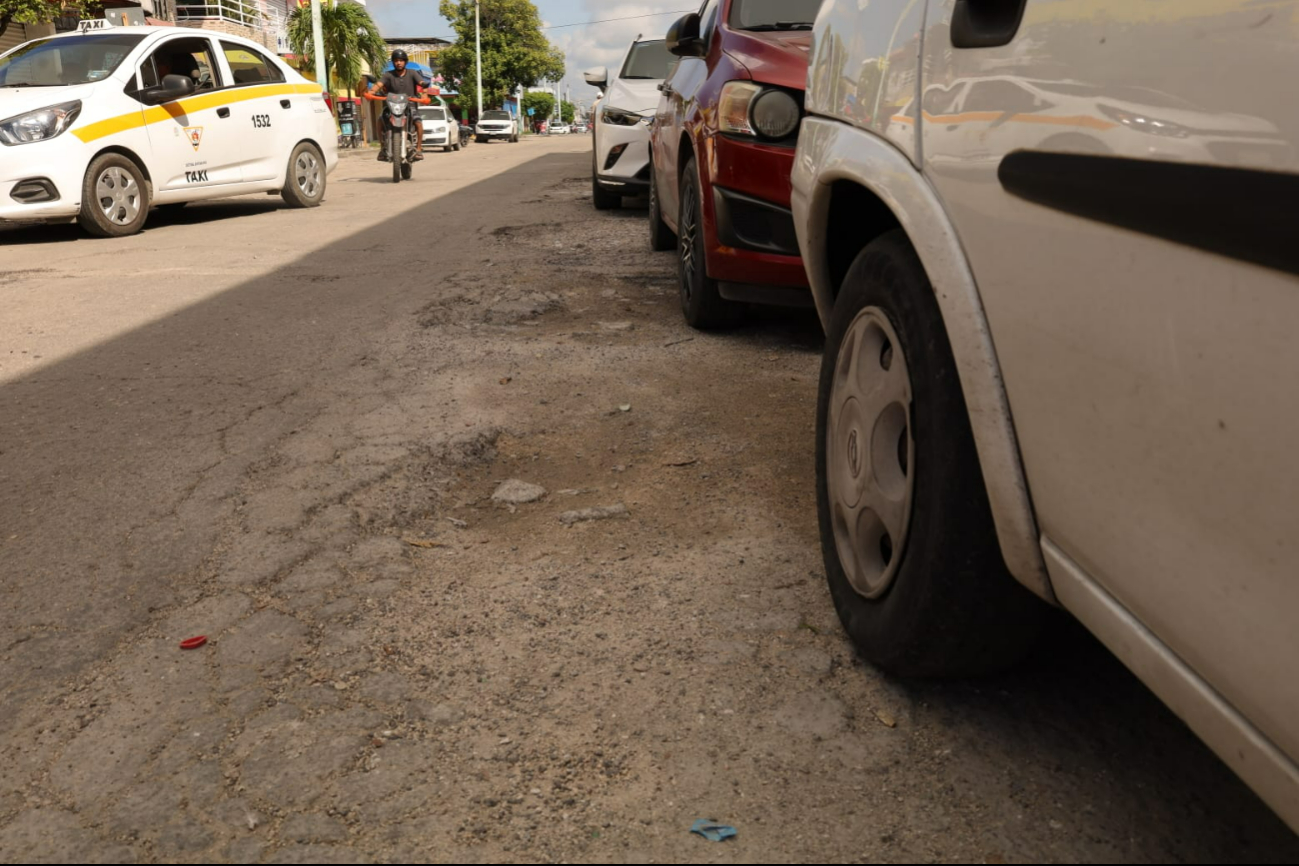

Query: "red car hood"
left=723, top=30, right=812, bottom=92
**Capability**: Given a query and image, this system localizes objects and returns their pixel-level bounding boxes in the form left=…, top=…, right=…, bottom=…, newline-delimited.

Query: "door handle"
left=280, top=99, right=291, bottom=109
left=951, top=0, right=1028, bottom=48
left=217, top=107, right=230, bottom=118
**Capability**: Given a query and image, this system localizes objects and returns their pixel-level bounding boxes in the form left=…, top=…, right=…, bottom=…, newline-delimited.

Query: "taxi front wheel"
left=282, top=142, right=326, bottom=208
left=78, top=153, right=149, bottom=238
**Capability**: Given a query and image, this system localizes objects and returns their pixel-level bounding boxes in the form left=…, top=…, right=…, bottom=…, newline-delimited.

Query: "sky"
left=366, top=0, right=692, bottom=107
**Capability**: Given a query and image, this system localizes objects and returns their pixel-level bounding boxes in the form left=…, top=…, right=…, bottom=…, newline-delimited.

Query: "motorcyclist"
left=364, top=50, right=430, bottom=162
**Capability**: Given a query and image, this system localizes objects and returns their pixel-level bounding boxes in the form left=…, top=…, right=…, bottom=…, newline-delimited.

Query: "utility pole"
left=475, top=0, right=484, bottom=120
left=310, top=0, right=326, bottom=99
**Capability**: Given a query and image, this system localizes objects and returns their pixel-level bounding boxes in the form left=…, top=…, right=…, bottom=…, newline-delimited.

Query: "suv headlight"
left=719, top=82, right=801, bottom=141
left=601, top=106, right=646, bottom=127
left=0, top=100, right=82, bottom=146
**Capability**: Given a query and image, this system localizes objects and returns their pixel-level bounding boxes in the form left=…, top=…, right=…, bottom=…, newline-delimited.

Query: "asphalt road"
left=0, top=136, right=1295, bottom=863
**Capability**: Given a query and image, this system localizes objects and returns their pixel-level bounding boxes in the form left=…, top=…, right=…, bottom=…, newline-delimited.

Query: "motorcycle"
left=336, top=100, right=362, bottom=148
left=384, top=93, right=422, bottom=183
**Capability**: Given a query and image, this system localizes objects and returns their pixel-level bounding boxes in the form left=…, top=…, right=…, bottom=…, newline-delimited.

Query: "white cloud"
left=546, top=1, right=690, bottom=102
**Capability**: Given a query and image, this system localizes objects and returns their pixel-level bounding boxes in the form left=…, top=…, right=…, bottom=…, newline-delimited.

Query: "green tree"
left=286, top=0, right=386, bottom=96
left=437, top=0, right=564, bottom=109
left=521, top=90, right=554, bottom=122
left=560, top=100, right=575, bottom=123
left=0, top=1, right=94, bottom=39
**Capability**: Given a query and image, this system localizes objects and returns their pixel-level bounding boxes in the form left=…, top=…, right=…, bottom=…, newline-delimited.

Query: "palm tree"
left=287, top=0, right=387, bottom=97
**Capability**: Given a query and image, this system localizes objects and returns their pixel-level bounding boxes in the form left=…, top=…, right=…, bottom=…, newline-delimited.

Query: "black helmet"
left=391, top=49, right=408, bottom=63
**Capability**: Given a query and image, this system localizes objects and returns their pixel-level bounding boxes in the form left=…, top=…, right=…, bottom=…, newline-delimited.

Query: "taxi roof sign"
left=79, top=8, right=148, bottom=30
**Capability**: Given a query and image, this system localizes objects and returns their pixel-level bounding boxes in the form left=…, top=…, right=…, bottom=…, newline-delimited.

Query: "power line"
left=418, top=9, right=693, bottom=46
left=542, top=10, right=695, bottom=31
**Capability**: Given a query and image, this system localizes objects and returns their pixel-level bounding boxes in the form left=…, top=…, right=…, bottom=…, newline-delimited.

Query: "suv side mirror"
left=666, top=13, right=705, bottom=58
left=142, top=73, right=195, bottom=105
left=583, top=66, right=609, bottom=89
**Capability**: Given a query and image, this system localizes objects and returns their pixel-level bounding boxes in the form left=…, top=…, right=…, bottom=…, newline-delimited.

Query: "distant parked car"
left=418, top=104, right=460, bottom=152
left=475, top=110, right=518, bottom=143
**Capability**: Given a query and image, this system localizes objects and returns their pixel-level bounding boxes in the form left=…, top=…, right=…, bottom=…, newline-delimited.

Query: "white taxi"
left=0, top=23, right=337, bottom=237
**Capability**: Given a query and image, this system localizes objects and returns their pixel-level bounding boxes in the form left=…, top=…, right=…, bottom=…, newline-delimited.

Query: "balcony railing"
left=177, top=1, right=287, bottom=34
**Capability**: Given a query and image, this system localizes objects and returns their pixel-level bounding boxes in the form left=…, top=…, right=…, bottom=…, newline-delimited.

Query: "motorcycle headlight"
left=0, top=100, right=82, bottom=146
left=601, top=106, right=647, bottom=127
left=389, top=101, right=408, bottom=116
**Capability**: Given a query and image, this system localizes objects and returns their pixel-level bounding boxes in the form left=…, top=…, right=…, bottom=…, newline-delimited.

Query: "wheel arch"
left=794, top=117, right=1054, bottom=603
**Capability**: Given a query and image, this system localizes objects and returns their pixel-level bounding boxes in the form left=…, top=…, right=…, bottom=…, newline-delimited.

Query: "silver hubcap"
left=827, top=308, right=914, bottom=598
left=679, top=184, right=697, bottom=298
left=295, top=151, right=321, bottom=198
left=96, top=167, right=141, bottom=226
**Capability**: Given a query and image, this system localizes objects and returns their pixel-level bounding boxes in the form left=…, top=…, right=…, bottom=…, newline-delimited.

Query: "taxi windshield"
left=0, top=33, right=145, bottom=87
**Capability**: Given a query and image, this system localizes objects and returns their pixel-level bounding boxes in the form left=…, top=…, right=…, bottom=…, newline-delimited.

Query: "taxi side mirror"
left=142, top=73, right=195, bottom=105
left=584, top=66, right=609, bottom=89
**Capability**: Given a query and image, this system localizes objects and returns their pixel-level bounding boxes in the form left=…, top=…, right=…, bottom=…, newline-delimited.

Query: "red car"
left=649, top=0, right=822, bottom=329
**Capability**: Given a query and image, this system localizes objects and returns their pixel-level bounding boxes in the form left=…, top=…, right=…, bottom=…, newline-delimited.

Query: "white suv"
left=792, top=0, right=1299, bottom=832
left=584, top=37, right=675, bottom=210
left=474, top=109, right=517, bottom=143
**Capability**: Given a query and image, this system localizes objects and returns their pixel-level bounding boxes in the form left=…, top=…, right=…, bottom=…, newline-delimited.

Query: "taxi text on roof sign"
left=77, top=19, right=114, bottom=32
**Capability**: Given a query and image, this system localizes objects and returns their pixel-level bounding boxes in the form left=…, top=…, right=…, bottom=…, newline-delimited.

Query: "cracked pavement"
left=0, top=138, right=1296, bottom=863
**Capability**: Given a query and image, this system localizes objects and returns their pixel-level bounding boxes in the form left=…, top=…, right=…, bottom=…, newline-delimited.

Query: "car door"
left=130, top=35, right=241, bottom=192
left=922, top=0, right=1299, bottom=770
left=216, top=40, right=292, bottom=182
left=654, top=0, right=720, bottom=227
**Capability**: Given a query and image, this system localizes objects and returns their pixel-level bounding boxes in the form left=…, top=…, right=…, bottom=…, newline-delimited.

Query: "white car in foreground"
left=584, top=37, right=674, bottom=210
left=793, top=0, right=1299, bottom=833
left=0, top=23, right=336, bottom=237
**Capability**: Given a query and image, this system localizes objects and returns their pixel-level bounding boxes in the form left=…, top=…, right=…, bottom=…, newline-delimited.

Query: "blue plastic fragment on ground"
left=690, top=818, right=737, bottom=842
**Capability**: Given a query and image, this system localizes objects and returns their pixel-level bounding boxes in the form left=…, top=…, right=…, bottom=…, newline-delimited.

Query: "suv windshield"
left=619, top=39, right=673, bottom=80
left=0, top=33, right=145, bottom=86
left=730, top=0, right=824, bottom=31
left=482, top=110, right=510, bottom=121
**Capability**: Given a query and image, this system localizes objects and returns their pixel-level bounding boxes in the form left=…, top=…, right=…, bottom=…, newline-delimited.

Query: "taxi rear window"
left=221, top=42, right=284, bottom=86
left=0, top=33, right=144, bottom=86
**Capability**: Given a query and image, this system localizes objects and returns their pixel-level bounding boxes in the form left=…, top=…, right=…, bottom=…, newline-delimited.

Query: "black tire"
left=676, top=156, right=740, bottom=329
left=453, top=140, right=461, bottom=152
left=401, top=162, right=412, bottom=180
left=476, top=135, right=487, bottom=144
left=592, top=154, right=621, bottom=211
left=281, top=141, right=326, bottom=208
left=816, top=230, right=1046, bottom=677
left=391, top=131, right=402, bottom=183
left=77, top=152, right=149, bottom=238
left=647, top=158, right=674, bottom=252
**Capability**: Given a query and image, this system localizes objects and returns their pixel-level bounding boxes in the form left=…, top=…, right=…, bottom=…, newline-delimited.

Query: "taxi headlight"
left=0, top=100, right=82, bottom=146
